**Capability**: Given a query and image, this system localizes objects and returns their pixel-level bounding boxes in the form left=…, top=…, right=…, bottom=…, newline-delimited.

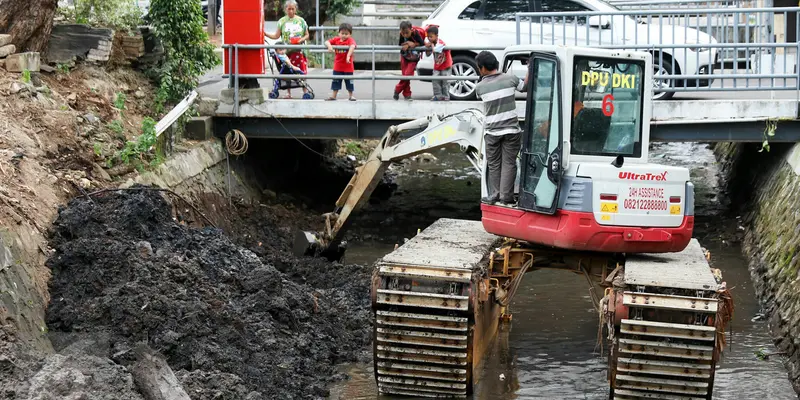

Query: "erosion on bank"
left=22, top=187, right=372, bottom=399
left=714, top=142, right=800, bottom=394
left=0, top=63, right=158, bottom=367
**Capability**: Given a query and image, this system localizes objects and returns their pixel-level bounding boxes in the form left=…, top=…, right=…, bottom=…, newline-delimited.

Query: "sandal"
left=349, top=97, right=357, bottom=101
left=325, top=97, right=337, bottom=101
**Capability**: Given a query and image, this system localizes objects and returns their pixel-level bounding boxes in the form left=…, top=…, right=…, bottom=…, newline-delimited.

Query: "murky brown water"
left=332, top=143, right=796, bottom=399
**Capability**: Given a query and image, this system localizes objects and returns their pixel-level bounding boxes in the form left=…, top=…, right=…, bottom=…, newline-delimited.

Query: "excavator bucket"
left=293, top=229, right=346, bottom=261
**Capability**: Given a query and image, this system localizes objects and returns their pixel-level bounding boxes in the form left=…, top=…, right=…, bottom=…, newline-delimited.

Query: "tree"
left=148, top=0, right=219, bottom=106
left=0, top=0, right=58, bottom=52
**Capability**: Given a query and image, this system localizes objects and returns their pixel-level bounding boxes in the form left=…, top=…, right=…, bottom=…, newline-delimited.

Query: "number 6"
left=602, top=94, right=614, bottom=117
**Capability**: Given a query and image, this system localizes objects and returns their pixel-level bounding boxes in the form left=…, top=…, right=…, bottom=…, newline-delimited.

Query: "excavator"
left=294, top=45, right=732, bottom=399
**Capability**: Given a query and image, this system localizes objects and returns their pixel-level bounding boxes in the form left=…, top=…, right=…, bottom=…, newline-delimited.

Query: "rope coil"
left=225, top=129, right=249, bottom=155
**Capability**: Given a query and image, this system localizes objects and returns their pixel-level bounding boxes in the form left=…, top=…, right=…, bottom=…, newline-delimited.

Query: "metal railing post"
left=234, top=44, right=240, bottom=117
left=516, top=15, right=521, bottom=45
left=372, top=45, right=377, bottom=119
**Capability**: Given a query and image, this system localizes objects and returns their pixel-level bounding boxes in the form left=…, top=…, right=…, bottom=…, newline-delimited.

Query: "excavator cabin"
left=480, top=45, right=694, bottom=253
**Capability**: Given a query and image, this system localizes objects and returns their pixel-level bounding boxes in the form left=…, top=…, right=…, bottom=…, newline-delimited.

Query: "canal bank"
left=715, top=141, right=800, bottom=395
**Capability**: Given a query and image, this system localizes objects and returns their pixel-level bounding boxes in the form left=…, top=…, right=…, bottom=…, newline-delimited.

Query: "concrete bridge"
left=196, top=68, right=800, bottom=143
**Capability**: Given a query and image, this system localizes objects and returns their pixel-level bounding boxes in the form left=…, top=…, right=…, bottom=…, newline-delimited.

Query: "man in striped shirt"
left=475, top=51, right=529, bottom=206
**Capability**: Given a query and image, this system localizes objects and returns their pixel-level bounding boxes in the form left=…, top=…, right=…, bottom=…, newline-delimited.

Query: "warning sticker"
left=581, top=71, right=637, bottom=89
left=600, top=202, right=618, bottom=213
left=670, top=205, right=681, bottom=215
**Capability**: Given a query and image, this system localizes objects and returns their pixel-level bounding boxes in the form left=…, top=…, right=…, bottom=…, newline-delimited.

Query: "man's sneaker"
left=393, top=92, right=400, bottom=100
left=497, top=200, right=517, bottom=208
left=481, top=196, right=499, bottom=205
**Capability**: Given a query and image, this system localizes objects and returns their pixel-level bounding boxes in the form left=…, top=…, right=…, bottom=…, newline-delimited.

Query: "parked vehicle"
left=416, top=0, right=719, bottom=100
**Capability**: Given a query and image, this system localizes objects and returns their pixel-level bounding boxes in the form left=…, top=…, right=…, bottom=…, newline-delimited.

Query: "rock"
left=0, top=44, right=16, bottom=58
left=67, top=93, right=78, bottom=105
left=0, top=34, right=11, bottom=47
left=45, top=24, right=114, bottom=64
left=40, top=64, right=55, bottom=73
left=79, top=178, right=92, bottom=189
left=134, top=90, right=145, bottom=99
left=262, top=189, right=277, bottom=201
left=83, top=113, right=100, bottom=124
left=136, top=241, right=154, bottom=258
left=5, top=52, right=40, bottom=72
left=10, top=82, right=27, bottom=94
left=92, top=163, right=112, bottom=181
left=415, top=153, right=438, bottom=163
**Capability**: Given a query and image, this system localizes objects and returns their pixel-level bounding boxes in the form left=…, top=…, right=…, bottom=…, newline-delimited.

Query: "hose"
left=496, top=256, right=533, bottom=307
left=225, top=129, right=249, bottom=155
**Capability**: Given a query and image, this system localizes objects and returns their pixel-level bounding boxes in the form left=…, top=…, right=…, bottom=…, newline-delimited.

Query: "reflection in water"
left=330, top=143, right=796, bottom=399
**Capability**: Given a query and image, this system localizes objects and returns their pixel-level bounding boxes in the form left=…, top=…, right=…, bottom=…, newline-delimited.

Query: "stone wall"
left=715, top=141, right=800, bottom=394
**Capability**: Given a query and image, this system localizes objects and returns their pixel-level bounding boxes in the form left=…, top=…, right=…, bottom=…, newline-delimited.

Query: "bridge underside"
left=213, top=117, right=800, bottom=143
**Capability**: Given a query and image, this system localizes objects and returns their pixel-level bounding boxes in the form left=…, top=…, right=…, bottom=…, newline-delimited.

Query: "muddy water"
left=331, top=143, right=796, bottom=399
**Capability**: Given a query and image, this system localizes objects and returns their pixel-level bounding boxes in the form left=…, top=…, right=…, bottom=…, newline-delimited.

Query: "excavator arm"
left=293, top=109, right=486, bottom=260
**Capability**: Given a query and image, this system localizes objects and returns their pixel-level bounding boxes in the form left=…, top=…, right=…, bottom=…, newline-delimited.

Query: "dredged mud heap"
left=41, top=188, right=372, bottom=399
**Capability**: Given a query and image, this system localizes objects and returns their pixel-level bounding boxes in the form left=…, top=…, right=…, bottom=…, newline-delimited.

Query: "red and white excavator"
left=296, top=45, right=731, bottom=399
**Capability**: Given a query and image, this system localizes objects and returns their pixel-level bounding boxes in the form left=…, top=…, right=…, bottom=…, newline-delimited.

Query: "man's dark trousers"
left=485, top=132, right=521, bottom=203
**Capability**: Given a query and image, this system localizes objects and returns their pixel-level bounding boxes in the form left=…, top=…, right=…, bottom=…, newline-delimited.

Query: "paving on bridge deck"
left=624, top=238, right=720, bottom=291
left=380, top=218, right=501, bottom=270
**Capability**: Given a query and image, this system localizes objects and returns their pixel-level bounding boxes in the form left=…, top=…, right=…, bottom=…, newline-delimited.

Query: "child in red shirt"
left=394, top=21, right=425, bottom=100
left=325, top=23, right=357, bottom=101
left=424, top=26, right=453, bottom=101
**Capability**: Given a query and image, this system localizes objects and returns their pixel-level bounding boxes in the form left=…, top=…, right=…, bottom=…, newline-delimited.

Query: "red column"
left=223, top=0, right=265, bottom=75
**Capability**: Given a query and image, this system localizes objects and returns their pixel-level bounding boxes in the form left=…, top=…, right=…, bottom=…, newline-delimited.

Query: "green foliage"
left=318, top=0, right=360, bottom=24
left=147, top=0, right=220, bottom=107
left=93, top=143, right=103, bottom=157
left=344, top=141, right=366, bottom=159
left=107, top=119, right=124, bottom=134
left=58, top=0, right=143, bottom=31
left=114, top=92, right=127, bottom=110
left=759, top=119, right=777, bottom=153
left=20, top=70, right=31, bottom=84
left=57, top=63, right=71, bottom=74
left=111, top=117, right=158, bottom=167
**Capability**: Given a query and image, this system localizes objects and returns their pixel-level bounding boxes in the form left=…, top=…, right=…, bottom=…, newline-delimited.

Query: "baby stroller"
left=267, top=48, right=315, bottom=99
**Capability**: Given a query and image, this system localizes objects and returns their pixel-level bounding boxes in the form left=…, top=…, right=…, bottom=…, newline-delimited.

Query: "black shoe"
left=481, top=196, right=499, bottom=205
left=393, top=92, right=400, bottom=100
left=498, top=199, right=517, bottom=207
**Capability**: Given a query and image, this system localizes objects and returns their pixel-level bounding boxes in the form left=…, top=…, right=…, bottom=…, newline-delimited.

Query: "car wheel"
left=449, top=55, right=479, bottom=101
left=652, top=56, right=675, bottom=101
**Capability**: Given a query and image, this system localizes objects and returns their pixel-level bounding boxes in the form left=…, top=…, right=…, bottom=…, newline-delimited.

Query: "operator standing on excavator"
left=475, top=51, right=529, bottom=206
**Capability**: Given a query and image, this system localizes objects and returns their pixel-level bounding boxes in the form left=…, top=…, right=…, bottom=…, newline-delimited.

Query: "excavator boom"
left=294, top=110, right=486, bottom=260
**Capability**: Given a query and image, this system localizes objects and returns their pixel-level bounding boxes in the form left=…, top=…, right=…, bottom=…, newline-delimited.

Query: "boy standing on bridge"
left=394, top=21, right=425, bottom=101
left=424, top=26, right=452, bottom=101
left=325, top=23, right=357, bottom=101
left=474, top=51, right=528, bottom=206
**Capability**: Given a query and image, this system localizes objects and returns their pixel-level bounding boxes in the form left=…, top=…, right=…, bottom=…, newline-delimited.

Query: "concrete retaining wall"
left=715, top=141, right=800, bottom=394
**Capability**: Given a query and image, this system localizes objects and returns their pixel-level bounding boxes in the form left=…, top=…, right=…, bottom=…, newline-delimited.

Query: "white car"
left=416, top=0, right=719, bottom=100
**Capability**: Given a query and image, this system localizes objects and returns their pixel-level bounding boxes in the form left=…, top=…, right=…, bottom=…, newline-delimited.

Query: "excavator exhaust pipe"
left=293, top=229, right=347, bottom=262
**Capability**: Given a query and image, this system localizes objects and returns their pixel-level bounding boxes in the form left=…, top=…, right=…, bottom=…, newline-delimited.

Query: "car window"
left=458, top=1, right=481, bottom=20
left=541, top=0, right=591, bottom=24
left=482, top=0, right=529, bottom=21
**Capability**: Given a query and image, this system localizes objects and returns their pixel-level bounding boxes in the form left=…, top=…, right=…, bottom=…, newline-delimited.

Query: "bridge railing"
left=221, top=43, right=506, bottom=116
left=514, top=7, right=800, bottom=94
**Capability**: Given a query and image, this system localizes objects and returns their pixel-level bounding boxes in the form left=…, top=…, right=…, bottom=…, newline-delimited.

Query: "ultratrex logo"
left=618, top=171, right=668, bottom=181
